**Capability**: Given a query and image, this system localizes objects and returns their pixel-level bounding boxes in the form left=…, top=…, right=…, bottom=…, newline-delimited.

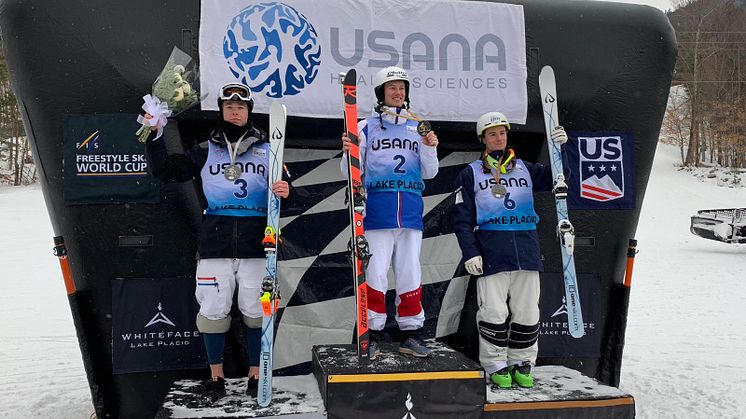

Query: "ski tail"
left=341, top=69, right=370, bottom=364
left=539, top=65, right=584, bottom=338
left=257, top=101, right=287, bottom=407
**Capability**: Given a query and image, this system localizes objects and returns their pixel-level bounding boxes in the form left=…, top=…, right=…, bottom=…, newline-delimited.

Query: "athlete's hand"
left=142, top=112, right=162, bottom=129
left=551, top=126, right=568, bottom=144
left=272, top=180, right=289, bottom=198
left=464, top=255, right=483, bottom=276
left=422, top=130, right=439, bottom=147
left=341, top=132, right=352, bottom=152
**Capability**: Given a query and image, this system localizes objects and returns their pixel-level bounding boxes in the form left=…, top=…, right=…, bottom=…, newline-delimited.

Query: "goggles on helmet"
left=484, top=149, right=515, bottom=174
left=219, top=84, right=252, bottom=102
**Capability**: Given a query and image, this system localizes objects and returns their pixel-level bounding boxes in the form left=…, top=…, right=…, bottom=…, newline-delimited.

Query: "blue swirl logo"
left=224, top=2, right=321, bottom=98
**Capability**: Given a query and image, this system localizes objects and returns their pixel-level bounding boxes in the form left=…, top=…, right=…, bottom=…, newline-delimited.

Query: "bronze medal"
left=492, top=184, right=507, bottom=198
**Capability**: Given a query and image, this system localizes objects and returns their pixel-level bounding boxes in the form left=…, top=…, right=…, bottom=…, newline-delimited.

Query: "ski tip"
left=570, top=329, right=585, bottom=339
left=343, top=69, right=357, bottom=83
left=539, top=65, right=554, bottom=78
left=269, top=101, right=286, bottom=114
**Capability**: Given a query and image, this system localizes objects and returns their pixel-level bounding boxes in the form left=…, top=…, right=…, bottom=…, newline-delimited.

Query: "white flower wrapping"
left=135, top=95, right=172, bottom=141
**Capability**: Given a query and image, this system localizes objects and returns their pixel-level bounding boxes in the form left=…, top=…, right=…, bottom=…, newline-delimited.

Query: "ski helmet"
left=373, top=66, right=410, bottom=106
left=217, top=82, right=254, bottom=113
left=476, top=111, right=510, bottom=142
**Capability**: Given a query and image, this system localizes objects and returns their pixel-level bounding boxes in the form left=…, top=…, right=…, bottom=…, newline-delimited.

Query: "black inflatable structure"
left=1, top=0, right=676, bottom=417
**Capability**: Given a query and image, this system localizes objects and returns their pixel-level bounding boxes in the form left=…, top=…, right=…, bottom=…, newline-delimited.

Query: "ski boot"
left=490, top=367, right=512, bottom=389
left=509, top=361, right=534, bottom=388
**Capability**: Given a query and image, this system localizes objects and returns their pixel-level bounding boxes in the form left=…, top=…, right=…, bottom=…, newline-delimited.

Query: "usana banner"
left=199, top=0, right=527, bottom=123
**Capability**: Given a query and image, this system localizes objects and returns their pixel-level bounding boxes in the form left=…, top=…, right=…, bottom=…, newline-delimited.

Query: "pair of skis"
left=257, top=102, right=286, bottom=407
left=539, top=66, right=584, bottom=338
left=257, top=72, right=371, bottom=405
left=341, top=69, right=372, bottom=364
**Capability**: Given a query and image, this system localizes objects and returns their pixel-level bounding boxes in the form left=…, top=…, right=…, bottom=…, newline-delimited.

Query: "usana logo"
left=223, top=2, right=321, bottom=98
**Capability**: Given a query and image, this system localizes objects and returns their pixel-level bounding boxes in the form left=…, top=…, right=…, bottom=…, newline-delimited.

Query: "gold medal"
left=379, top=107, right=431, bottom=136
left=417, top=120, right=432, bottom=136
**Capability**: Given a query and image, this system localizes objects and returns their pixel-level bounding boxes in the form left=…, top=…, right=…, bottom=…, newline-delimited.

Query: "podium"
left=157, top=341, right=635, bottom=418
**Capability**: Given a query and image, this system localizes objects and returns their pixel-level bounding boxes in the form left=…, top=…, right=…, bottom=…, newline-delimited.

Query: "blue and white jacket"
left=146, top=124, right=292, bottom=259
left=452, top=157, right=553, bottom=276
left=341, top=108, right=439, bottom=230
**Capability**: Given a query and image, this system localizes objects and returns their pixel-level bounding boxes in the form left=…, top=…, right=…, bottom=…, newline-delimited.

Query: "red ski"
left=341, top=69, right=370, bottom=363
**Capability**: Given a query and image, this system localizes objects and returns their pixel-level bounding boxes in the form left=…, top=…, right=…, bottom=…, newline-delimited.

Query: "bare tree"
left=0, top=34, right=33, bottom=185
left=671, top=0, right=746, bottom=168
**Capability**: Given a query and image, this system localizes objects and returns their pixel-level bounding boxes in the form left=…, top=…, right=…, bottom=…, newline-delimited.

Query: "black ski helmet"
left=217, top=82, right=254, bottom=113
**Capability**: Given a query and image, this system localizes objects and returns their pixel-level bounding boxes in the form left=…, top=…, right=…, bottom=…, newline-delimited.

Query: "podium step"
left=313, top=341, right=485, bottom=419
left=484, top=365, right=635, bottom=419
left=155, top=375, right=325, bottom=418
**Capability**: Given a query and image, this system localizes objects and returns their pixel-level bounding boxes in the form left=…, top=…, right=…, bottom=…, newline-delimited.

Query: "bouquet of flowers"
left=136, top=46, right=200, bottom=142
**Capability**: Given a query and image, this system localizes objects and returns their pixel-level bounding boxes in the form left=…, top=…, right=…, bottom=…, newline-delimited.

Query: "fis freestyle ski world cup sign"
left=199, top=0, right=528, bottom=123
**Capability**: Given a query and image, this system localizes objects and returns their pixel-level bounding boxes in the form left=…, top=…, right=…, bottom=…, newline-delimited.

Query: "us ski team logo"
left=577, top=136, right=625, bottom=202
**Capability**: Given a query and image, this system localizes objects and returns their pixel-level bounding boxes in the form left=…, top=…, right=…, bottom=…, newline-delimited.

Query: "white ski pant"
left=195, top=258, right=264, bottom=321
left=476, top=270, right=540, bottom=375
left=365, top=228, right=425, bottom=331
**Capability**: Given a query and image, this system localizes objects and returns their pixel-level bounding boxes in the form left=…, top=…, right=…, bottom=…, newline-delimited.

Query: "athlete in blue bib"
left=452, top=111, right=568, bottom=389
left=341, top=66, right=439, bottom=360
left=142, top=83, right=291, bottom=400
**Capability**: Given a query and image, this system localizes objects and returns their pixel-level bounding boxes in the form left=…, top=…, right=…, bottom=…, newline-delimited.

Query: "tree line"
left=0, top=35, right=33, bottom=185
left=665, top=0, right=746, bottom=168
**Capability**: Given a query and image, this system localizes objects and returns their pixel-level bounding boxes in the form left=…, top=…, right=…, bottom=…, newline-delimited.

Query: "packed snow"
left=1, top=142, right=745, bottom=418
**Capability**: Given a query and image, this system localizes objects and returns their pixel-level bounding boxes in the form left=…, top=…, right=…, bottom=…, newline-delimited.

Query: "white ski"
left=539, top=65, right=584, bottom=338
left=257, top=102, right=286, bottom=407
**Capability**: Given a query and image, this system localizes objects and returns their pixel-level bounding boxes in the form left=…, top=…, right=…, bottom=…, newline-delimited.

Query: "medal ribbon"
left=223, top=130, right=253, bottom=179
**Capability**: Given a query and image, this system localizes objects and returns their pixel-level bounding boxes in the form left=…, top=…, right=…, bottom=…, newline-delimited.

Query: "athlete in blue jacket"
left=452, top=111, right=566, bottom=389
left=341, top=66, right=439, bottom=360
left=143, top=83, right=291, bottom=400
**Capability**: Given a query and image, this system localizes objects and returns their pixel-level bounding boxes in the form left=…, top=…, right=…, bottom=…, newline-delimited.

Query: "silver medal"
left=224, top=164, right=242, bottom=181
left=492, top=184, right=507, bottom=198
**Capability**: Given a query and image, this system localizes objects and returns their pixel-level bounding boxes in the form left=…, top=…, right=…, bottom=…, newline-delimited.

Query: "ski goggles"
left=484, top=148, right=515, bottom=174
left=219, top=84, right=252, bottom=102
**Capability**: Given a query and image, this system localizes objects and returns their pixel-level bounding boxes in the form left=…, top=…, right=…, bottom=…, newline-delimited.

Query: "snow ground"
left=619, top=143, right=746, bottom=418
left=0, top=142, right=745, bottom=418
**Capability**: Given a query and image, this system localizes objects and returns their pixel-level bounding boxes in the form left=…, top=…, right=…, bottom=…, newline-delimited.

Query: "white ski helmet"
left=373, top=66, right=410, bottom=106
left=476, top=111, right=510, bottom=142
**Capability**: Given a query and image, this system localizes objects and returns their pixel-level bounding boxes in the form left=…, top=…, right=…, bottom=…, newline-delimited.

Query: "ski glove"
left=550, top=126, right=568, bottom=144
left=464, top=256, right=483, bottom=276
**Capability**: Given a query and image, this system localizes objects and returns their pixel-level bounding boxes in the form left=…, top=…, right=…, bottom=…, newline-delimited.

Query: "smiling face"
left=222, top=100, right=249, bottom=126
left=482, top=125, right=509, bottom=153
left=383, top=80, right=407, bottom=108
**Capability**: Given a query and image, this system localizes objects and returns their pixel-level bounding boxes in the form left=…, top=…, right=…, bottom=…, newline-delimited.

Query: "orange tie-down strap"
left=484, top=396, right=634, bottom=412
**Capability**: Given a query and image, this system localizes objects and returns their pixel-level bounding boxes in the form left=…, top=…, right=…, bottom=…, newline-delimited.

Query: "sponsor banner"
left=538, top=273, right=601, bottom=357
left=63, top=114, right=159, bottom=204
left=112, top=277, right=206, bottom=374
left=566, top=131, right=636, bottom=210
left=199, top=0, right=527, bottom=123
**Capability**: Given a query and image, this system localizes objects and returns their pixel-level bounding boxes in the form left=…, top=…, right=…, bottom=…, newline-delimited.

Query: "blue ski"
left=257, top=102, right=286, bottom=407
left=539, top=65, right=584, bottom=338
